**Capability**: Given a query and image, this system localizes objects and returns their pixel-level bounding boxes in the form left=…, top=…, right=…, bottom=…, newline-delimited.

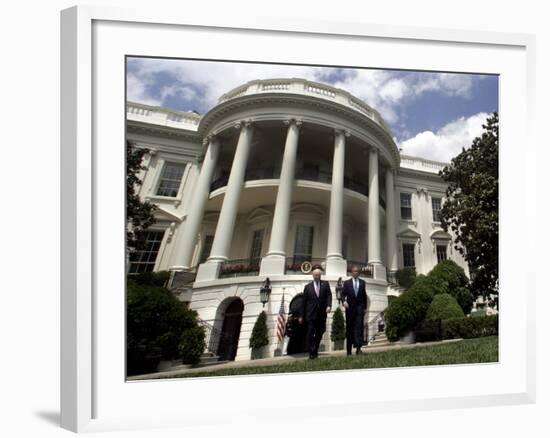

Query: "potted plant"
left=249, top=311, right=269, bottom=359
left=331, top=307, right=346, bottom=350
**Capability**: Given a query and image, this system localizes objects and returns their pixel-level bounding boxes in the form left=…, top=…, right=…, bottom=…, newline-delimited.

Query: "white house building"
left=127, top=78, right=469, bottom=362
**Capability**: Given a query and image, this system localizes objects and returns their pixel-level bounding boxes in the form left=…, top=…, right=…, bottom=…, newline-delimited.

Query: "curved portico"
left=169, top=78, right=401, bottom=284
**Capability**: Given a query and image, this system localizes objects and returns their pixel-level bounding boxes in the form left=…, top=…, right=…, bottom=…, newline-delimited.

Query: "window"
left=128, top=230, right=165, bottom=273
left=249, top=229, right=264, bottom=264
left=293, top=225, right=314, bottom=264
left=436, top=245, right=448, bottom=263
left=400, top=193, right=412, bottom=220
left=156, top=162, right=185, bottom=197
left=402, top=243, right=415, bottom=268
left=199, top=235, right=214, bottom=264
left=432, top=197, right=442, bottom=222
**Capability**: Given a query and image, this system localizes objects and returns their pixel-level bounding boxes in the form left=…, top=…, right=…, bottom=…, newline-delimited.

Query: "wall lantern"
left=260, top=277, right=272, bottom=307
left=335, top=277, right=343, bottom=304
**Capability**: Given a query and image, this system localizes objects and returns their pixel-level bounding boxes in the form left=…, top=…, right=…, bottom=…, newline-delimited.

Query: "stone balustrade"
left=217, top=78, right=392, bottom=136
left=126, top=103, right=201, bottom=130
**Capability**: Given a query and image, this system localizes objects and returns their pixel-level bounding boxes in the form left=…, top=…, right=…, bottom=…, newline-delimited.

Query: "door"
left=217, top=299, right=244, bottom=361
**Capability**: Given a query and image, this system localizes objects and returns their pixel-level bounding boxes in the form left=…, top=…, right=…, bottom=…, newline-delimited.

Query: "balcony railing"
left=219, top=258, right=261, bottom=278
left=209, top=170, right=385, bottom=208
left=346, top=260, right=374, bottom=279
left=285, top=257, right=325, bottom=274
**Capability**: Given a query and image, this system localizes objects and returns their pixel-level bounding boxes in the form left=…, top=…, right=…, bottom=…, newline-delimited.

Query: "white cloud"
left=126, top=58, right=488, bottom=140
left=412, top=73, right=475, bottom=98
left=398, top=112, right=489, bottom=162
left=126, top=72, right=161, bottom=106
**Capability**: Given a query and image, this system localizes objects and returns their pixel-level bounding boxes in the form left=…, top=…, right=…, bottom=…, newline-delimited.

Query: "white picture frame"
left=60, top=5, right=536, bottom=433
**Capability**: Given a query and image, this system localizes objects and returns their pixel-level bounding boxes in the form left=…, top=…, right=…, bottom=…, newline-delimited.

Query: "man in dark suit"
left=299, top=268, right=332, bottom=359
left=341, top=265, right=367, bottom=355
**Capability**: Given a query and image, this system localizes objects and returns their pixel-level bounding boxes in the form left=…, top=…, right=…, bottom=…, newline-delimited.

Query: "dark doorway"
left=217, top=299, right=244, bottom=361
left=286, top=294, right=308, bottom=355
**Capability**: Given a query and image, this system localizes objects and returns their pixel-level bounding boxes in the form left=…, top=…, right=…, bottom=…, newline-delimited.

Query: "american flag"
left=276, top=293, right=287, bottom=342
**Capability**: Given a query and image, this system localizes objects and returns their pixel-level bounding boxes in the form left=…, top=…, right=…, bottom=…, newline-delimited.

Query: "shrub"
left=396, top=267, right=417, bottom=289
left=331, top=307, right=346, bottom=342
left=127, top=279, right=202, bottom=375
left=384, top=275, right=436, bottom=342
left=249, top=311, right=269, bottom=350
left=131, top=270, right=171, bottom=288
left=442, top=314, right=499, bottom=339
left=428, top=260, right=474, bottom=314
left=425, top=293, right=465, bottom=321
left=179, top=326, right=206, bottom=364
left=414, top=319, right=442, bottom=343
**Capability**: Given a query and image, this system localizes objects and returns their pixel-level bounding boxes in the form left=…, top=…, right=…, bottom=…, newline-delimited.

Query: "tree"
left=127, top=140, right=157, bottom=251
left=126, top=273, right=204, bottom=375
left=330, top=307, right=346, bottom=342
left=249, top=311, right=269, bottom=350
left=439, top=112, right=498, bottom=303
left=428, top=260, right=475, bottom=314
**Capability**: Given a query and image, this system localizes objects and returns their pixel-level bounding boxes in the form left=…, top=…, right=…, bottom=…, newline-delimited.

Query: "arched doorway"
left=286, top=293, right=308, bottom=355
left=216, top=298, right=244, bottom=361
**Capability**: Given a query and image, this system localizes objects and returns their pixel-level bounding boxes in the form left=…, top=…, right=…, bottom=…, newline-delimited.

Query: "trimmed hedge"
left=428, top=260, right=474, bottom=314
left=250, top=311, right=269, bottom=350
left=425, top=293, right=465, bottom=321
left=178, top=326, right=206, bottom=365
left=442, top=315, right=498, bottom=340
left=396, top=267, right=417, bottom=289
left=384, top=274, right=436, bottom=342
left=127, top=279, right=203, bottom=375
left=331, top=307, right=346, bottom=342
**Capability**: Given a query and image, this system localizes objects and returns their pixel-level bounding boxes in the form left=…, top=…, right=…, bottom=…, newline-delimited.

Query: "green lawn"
left=156, top=336, right=498, bottom=379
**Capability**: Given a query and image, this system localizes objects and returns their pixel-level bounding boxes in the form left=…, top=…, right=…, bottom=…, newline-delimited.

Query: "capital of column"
left=202, top=133, right=219, bottom=146
left=234, top=119, right=254, bottom=130
left=334, top=128, right=351, bottom=138
left=283, top=118, right=303, bottom=128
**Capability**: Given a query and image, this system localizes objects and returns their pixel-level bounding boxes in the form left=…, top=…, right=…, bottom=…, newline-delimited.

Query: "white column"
left=170, top=136, right=220, bottom=271
left=368, top=147, right=385, bottom=279
left=196, top=121, right=254, bottom=282
left=385, top=168, right=398, bottom=274
left=326, top=129, right=348, bottom=276
left=260, top=119, right=301, bottom=276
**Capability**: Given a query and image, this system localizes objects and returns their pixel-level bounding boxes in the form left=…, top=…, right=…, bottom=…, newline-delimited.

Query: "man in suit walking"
left=342, top=265, right=368, bottom=355
left=299, top=268, right=332, bottom=359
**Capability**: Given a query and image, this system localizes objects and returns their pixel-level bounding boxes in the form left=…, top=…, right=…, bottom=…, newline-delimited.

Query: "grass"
left=154, top=336, right=498, bottom=379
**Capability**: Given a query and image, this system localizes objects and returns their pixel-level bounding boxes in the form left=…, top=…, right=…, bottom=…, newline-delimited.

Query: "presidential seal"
left=300, top=261, right=312, bottom=274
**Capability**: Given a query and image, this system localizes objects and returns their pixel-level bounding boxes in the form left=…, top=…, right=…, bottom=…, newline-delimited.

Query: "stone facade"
left=127, top=78, right=469, bottom=361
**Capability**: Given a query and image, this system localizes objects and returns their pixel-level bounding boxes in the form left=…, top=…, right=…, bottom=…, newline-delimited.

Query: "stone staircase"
left=367, top=331, right=393, bottom=348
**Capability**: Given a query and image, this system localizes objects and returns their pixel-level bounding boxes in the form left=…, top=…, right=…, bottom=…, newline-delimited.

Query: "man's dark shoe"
left=356, top=348, right=363, bottom=355
left=309, top=354, right=316, bottom=359
left=346, top=351, right=352, bottom=356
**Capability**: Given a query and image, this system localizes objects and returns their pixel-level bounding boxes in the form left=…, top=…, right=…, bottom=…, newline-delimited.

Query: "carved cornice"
left=197, top=94, right=400, bottom=168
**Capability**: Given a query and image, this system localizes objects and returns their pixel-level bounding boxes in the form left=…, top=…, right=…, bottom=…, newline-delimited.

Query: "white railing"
left=400, top=155, right=448, bottom=173
left=215, top=78, right=392, bottom=135
left=305, top=83, right=336, bottom=98
left=126, top=103, right=201, bottom=129
left=367, top=311, right=385, bottom=344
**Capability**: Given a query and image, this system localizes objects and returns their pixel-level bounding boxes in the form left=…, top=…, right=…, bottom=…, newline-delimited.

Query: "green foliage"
left=127, top=280, right=202, bottom=375
left=428, top=260, right=475, bottom=314
left=132, top=270, right=171, bottom=288
left=127, top=140, right=157, bottom=251
left=396, top=267, right=417, bottom=289
left=384, top=275, right=436, bottom=342
left=331, top=307, right=346, bottom=342
left=442, top=315, right=499, bottom=339
left=425, top=293, right=465, bottom=321
left=439, top=113, right=499, bottom=299
left=249, top=311, right=269, bottom=350
left=178, top=326, right=206, bottom=365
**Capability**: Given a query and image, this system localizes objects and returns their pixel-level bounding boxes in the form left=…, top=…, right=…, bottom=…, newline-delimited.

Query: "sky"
left=126, top=57, right=498, bottom=163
